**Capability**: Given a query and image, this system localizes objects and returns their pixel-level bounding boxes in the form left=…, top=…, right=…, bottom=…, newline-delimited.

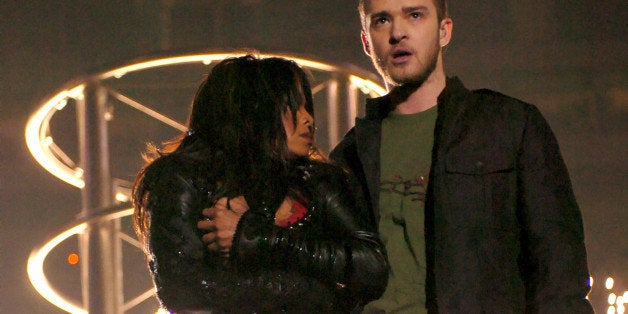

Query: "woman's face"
left=282, top=105, right=315, bottom=156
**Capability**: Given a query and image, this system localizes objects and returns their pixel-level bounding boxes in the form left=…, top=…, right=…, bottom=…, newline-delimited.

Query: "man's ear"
left=439, top=18, right=453, bottom=47
left=361, top=31, right=372, bottom=56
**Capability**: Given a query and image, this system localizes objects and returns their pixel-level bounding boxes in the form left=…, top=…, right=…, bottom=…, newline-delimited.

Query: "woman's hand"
left=274, top=197, right=294, bottom=225
left=274, top=196, right=308, bottom=227
left=198, top=196, right=249, bottom=256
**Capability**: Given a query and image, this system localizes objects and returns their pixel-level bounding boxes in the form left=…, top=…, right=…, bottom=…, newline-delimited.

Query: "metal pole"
left=346, top=77, right=358, bottom=130
left=326, top=75, right=339, bottom=152
left=77, top=81, right=123, bottom=313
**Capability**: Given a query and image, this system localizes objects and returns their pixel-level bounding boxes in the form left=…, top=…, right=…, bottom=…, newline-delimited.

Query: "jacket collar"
left=364, top=76, right=469, bottom=121
left=433, top=77, right=474, bottom=155
left=354, top=77, right=473, bottom=221
left=362, top=76, right=473, bottom=154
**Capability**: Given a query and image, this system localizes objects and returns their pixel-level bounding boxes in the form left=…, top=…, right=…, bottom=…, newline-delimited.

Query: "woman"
left=132, top=55, right=388, bottom=313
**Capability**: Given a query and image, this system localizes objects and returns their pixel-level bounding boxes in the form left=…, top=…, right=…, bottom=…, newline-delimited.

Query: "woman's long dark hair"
left=132, top=54, right=319, bottom=245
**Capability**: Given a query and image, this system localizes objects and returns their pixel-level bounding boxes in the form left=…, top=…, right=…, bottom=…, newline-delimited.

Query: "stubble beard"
left=373, top=41, right=440, bottom=89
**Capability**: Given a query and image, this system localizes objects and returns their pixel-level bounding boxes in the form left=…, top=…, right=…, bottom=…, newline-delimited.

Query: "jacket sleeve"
left=330, top=128, right=378, bottom=232
left=516, top=105, right=593, bottom=313
left=143, top=165, right=220, bottom=311
left=231, top=164, right=388, bottom=307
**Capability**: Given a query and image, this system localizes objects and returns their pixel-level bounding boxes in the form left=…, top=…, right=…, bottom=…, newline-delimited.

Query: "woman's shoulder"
left=141, top=152, right=213, bottom=191
left=143, top=139, right=215, bottom=174
left=143, top=153, right=193, bottom=176
left=294, top=158, right=350, bottom=185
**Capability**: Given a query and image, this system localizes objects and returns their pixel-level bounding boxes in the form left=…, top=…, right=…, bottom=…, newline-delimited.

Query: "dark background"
left=1, top=1, right=626, bottom=312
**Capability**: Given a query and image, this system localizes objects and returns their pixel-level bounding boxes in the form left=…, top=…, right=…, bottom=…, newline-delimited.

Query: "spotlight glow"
left=27, top=207, right=134, bottom=313
left=27, top=223, right=87, bottom=314
left=25, top=85, right=86, bottom=188
left=608, top=278, right=616, bottom=290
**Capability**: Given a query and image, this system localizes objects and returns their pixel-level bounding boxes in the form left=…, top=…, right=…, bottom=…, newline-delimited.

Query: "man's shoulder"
left=443, top=77, right=533, bottom=116
left=329, top=127, right=357, bottom=160
left=472, top=88, right=531, bottom=107
left=464, top=88, right=539, bottom=120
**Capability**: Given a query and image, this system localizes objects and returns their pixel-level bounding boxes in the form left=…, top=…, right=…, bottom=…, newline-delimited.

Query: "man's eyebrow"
left=369, top=5, right=429, bottom=18
left=402, top=5, right=429, bottom=14
left=369, top=11, right=391, bottom=19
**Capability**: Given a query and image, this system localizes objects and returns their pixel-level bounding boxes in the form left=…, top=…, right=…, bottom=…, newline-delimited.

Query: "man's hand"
left=197, top=196, right=248, bottom=256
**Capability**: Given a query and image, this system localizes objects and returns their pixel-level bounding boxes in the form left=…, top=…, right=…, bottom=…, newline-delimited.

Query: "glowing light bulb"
left=43, top=136, right=53, bottom=146
left=115, top=192, right=130, bottom=203
left=55, top=99, right=68, bottom=110
left=67, top=253, right=79, bottom=265
left=607, top=277, right=615, bottom=290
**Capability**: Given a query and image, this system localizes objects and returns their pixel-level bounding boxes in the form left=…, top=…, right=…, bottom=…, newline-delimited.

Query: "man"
left=329, top=0, right=594, bottom=312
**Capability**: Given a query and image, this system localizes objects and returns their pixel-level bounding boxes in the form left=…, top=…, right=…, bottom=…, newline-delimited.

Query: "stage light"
left=25, top=85, right=86, bottom=188
left=608, top=277, right=616, bottom=290
left=27, top=208, right=134, bottom=313
left=67, top=253, right=79, bottom=265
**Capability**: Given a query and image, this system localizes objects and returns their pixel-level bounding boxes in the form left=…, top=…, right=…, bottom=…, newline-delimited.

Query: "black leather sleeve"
left=230, top=162, right=388, bottom=307
left=143, top=160, right=219, bottom=311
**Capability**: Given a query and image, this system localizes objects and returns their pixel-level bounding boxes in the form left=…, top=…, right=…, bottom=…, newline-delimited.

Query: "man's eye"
left=374, top=17, right=388, bottom=24
left=410, top=12, right=422, bottom=19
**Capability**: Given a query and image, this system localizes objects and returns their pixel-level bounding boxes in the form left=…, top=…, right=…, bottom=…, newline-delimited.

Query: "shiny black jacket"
left=139, top=155, right=388, bottom=313
left=330, top=77, right=593, bottom=313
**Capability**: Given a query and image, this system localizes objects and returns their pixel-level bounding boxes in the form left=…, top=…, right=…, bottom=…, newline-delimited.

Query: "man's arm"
left=517, top=105, right=593, bottom=313
left=330, top=128, right=378, bottom=232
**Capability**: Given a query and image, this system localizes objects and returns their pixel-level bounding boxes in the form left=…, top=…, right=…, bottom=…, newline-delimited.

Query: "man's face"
left=361, top=0, right=450, bottom=87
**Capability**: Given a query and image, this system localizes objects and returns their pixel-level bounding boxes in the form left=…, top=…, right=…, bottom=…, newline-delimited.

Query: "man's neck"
left=390, top=67, right=446, bottom=115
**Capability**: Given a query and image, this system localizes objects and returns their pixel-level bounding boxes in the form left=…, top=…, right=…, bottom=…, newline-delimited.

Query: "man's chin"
left=388, top=76, right=425, bottom=88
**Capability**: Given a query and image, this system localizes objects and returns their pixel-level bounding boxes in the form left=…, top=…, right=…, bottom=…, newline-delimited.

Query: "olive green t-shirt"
left=363, top=106, right=437, bottom=313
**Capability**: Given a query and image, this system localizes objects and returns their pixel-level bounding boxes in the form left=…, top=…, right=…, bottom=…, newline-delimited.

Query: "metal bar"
left=346, top=77, right=358, bottom=129
left=121, top=288, right=156, bottom=312
left=326, top=75, right=339, bottom=151
left=107, top=88, right=186, bottom=132
left=77, top=82, right=123, bottom=314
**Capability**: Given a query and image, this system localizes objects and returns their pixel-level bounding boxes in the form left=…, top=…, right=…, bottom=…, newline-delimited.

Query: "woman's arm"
left=143, top=165, right=221, bottom=311
left=230, top=163, right=389, bottom=307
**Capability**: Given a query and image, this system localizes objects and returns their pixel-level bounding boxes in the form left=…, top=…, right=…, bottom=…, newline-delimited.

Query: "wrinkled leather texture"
left=139, top=156, right=388, bottom=313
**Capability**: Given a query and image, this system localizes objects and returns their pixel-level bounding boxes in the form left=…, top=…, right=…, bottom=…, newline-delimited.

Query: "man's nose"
left=389, top=21, right=408, bottom=44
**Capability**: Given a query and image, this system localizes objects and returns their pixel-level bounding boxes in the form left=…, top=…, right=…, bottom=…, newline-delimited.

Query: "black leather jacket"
left=139, top=154, right=388, bottom=313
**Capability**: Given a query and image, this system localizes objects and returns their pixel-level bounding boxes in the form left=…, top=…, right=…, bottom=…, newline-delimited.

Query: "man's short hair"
left=358, top=0, right=449, bottom=30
